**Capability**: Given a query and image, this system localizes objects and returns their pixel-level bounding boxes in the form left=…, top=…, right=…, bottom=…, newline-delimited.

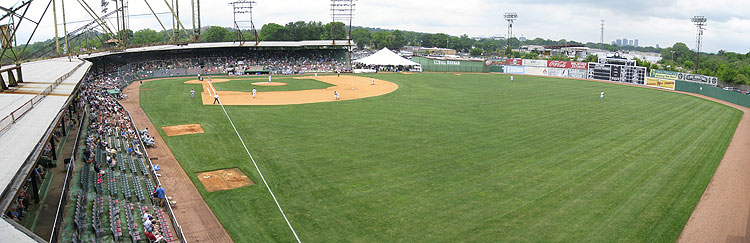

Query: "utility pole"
left=61, top=0, right=70, bottom=60
left=691, top=16, right=706, bottom=73
left=599, top=19, right=604, bottom=50
left=52, top=0, right=61, bottom=56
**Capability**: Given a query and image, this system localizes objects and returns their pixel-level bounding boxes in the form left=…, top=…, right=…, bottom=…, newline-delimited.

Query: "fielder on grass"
left=190, top=88, right=195, bottom=99
left=600, top=91, right=605, bottom=100
left=252, top=88, right=257, bottom=99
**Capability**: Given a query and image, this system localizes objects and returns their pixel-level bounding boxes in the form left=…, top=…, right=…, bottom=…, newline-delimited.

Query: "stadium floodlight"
left=691, top=16, right=706, bottom=72
left=504, top=12, right=518, bottom=50
left=330, top=0, right=356, bottom=45
left=228, top=0, right=259, bottom=45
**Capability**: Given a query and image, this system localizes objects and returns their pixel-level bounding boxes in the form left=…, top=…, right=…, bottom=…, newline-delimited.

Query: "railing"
left=48, top=106, right=86, bottom=243
left=0, top=60, right=86, bottom=135
left=121, top=107, right=187, bottom=243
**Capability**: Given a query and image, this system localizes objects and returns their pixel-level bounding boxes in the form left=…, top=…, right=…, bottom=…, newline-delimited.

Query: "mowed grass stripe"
left=139, top=73, right=741, bottom=242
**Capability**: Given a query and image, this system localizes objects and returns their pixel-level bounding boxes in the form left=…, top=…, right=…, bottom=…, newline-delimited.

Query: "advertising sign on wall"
left=677, top=72, right=719, bottom=86
left=650, top=69, right=679, bottom=80
left=570, top=62, right=588, bottom=70
left=646, top=77, right=676, bottom=90
left=547, top=60, right=570, bottom=68
left=506, top=58, right=523, bottom=66
left=503, top=65, right=526, bottom=74
left=523, top=59, right=548, bottom=67
left=525, top=67, right=549, bottom=75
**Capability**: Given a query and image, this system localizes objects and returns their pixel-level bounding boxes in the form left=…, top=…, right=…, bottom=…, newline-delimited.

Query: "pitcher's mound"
left=252, top=82, right=287, bottom=86
left=197, top=168, right=254, bottom=192
left=162, top=124, right=204, bottom=136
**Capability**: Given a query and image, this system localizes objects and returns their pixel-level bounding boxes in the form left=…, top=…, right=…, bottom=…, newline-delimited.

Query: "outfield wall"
left=412, top=56, right=488, bottom=72
left=676, top=81, right=750, bottom=107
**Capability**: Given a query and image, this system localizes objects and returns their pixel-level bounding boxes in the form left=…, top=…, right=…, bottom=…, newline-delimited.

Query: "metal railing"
left=121, top=106, right=187, bottom=243
left=0, top=60, right=86, bottom=134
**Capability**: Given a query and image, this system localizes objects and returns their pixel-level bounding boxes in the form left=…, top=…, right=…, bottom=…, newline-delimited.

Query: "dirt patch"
left=401, top=72, right=415, bottom=75
left=251, top=82, right=287, bottom=86
left=162, top=124, right=204, bottom=136
left=200, top=75, right=398, bottom=106
left=140, top=88, right=152, bottom=91
left=455, top=74, right=463, bottom=76
left=197, top=168, right=255, bottom=192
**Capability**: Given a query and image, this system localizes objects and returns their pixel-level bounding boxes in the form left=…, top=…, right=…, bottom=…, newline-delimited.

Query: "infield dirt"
left=194, top=75, right=398, bottom=105
left=197, top=168, right=255, bottom=192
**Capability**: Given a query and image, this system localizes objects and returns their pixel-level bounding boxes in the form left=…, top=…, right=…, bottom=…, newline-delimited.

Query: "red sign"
left=545, top=61, right=589, bottom=70
left=506, top=58, right=523, bottom=66
left=570, top=62, right=588, bottom=70
left=547, top=60, right=570, bottom=68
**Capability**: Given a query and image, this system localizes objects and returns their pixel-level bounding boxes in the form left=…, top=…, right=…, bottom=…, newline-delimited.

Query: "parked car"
left=723, top=87, right=737, bottom=91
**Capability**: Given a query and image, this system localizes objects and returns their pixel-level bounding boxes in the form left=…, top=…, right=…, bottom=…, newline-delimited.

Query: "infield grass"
left=212, top=77, right=333, bottom=92
left=140, top=73, right=742, bottom=242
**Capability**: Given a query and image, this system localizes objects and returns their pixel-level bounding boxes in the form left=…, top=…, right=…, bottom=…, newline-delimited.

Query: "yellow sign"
left=646, top=77, right=675, bottom=90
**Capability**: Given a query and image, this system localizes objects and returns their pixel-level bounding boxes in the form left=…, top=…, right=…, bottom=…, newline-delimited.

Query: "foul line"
left=209, top=81, right=302, bottom=243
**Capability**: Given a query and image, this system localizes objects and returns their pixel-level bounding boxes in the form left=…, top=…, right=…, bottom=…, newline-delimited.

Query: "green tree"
left=372, top=31, right=392, bottom=49
left=322, top=22, right=347, bottom=40
left=117, top=29, right=134, bottom=43
left=259, top=23, right=290, bottom=41
left=584, top=54, right=598, bottom=62
left=351, top=28, right=371, bottom=49
left=131, top=29, right=165, bottom=45
left=202, top=26, right=233, bottom=42
left=522, top=52, right=539, bottom=59
left=469, top=48, right=482, bottom=56
left=390, top=30, right=407, bottom=50
left=547, top=55, right=571, bottom=61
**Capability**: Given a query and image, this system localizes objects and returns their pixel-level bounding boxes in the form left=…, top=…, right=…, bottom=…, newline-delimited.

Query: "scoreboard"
left=588, top=60, right=646, bottom=84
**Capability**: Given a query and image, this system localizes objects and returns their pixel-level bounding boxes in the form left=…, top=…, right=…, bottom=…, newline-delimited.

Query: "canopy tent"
left=353, top=48, right=421, bottom=67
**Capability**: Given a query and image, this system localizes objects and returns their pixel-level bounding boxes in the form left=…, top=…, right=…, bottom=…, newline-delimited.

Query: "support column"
left=30, top=173, right=39, bottom=203
left=50, top=139, right=57, bottom=161
left=60, top=119, right=66, bottom=136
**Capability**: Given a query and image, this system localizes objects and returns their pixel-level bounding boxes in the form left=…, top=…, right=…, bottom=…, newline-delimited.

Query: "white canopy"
left=353, top=48, right=421, bottom=66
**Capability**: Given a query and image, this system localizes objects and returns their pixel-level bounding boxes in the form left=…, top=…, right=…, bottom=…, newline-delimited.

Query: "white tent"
left=353, top=48, right=421, bottom=67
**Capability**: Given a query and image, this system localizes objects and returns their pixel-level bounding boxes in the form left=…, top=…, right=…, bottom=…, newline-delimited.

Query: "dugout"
left=412, top=56, right=489, bottom=72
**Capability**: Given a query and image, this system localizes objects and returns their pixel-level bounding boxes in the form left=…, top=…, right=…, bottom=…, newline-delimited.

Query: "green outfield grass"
left=212, top=77, right=333, bottom=92
left=139, top=73, right=742, bottom=242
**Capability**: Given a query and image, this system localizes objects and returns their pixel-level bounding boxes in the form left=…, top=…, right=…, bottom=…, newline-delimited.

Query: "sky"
left=3, top=0, right=750, bottom=53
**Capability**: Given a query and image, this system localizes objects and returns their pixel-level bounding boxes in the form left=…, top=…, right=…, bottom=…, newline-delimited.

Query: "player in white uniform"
left=190, top=89, right=195, bottom=99
left=371, top=77, right=375, bottom=85
left=510, top=75, right=514, bottom=81
left=213, top=94, right=220, bottom=104
left=268, top=75, right=272, bottom=83
left=252, top=88, right=257, bottom=99
left=334, top=90, right=339, bottom=100
left=600, top=91, right=604, bottom=100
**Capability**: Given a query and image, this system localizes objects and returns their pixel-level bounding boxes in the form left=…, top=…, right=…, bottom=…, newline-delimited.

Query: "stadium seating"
left=109, top=198, right=122, bottom=241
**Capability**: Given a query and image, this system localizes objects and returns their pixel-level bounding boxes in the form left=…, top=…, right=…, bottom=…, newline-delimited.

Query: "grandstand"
left=0, top=40, right=352, bottom=242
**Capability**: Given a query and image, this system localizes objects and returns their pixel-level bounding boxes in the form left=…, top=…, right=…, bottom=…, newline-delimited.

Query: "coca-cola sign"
left=547, top=61, right=569, bottom=68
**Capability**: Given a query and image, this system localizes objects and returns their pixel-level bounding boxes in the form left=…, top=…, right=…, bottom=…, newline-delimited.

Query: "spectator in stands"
left=143, top=212, right=154, bottom=222
left=145, top=230, right=164, bottom=242
left=144, top=219, right=156, bottom=233
left=154, top=186, right=166, bottom=207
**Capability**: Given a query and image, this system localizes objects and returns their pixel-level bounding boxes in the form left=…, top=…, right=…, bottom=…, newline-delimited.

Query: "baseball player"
left=252, top=88, right=257, bottom=99
left=600, top=91, right=604, bottom=100
left=190, top=88, right=195, bottom=99
left=334, top=90, right=339, bottom=100
left=213, top=93, right=220, bottom=104
left=315, top=73, right=318, bottom=78
left=510, top=75, right=514, bottom=81
left=268, top=75, right=272, bottom=83
left=371, top=77, right=375, bottom=85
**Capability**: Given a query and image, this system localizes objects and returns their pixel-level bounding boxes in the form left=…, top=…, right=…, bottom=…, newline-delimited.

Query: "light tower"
left=599, top=19, right=604, bottom=50
left=691, top=16, right=706, bottom=72
left=504, top=12, right=518, bottom=50
left=228, top=0, right=259, bottom=45
left=330, top=0, right=356, bottom=45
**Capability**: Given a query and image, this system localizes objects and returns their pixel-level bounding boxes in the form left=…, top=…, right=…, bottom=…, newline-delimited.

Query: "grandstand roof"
left=84, top=40, right=354, bottom=59
left=0, top=57, right=91, bottom=240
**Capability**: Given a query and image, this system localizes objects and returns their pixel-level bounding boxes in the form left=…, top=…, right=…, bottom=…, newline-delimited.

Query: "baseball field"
left=138, top=73, right=741, bottom=242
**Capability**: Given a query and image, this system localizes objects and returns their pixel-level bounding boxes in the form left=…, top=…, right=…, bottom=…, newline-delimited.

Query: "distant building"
left=623, top=38, right=628, bottom=47
left=656, top=44, right=660, bottom=49
left=616, top=39, right=622, bottom=46
left=629, top=40, right=634, bottom=46
left=634, top=39, right=639, bottom=47
left=519, top=36, right=527, bottom=42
